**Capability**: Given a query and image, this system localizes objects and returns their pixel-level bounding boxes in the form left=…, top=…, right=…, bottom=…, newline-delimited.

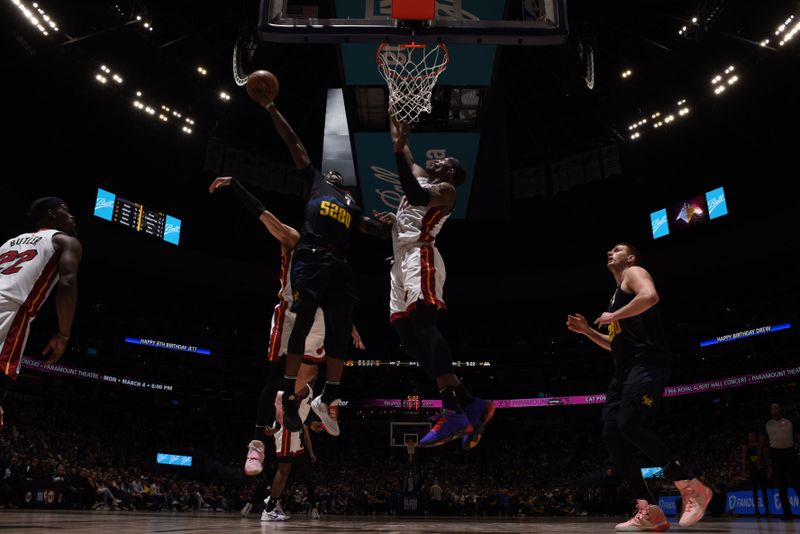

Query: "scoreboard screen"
left=94, top=188, right=181, bottom=245
left=650, top=185, right=728, bottom=239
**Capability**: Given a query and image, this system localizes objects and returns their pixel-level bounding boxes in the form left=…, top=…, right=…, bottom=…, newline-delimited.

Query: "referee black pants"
left=770, top=447, right=800, bottom=517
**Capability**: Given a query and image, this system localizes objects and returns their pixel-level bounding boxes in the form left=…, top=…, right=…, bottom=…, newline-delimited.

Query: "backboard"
left=390, top=421, right=432, bottom=447
left=259, top=0, right=568, bottom=45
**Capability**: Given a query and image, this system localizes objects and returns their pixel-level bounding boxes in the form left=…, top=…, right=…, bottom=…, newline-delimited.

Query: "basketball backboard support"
left=259, top=0, right=568, bottom=45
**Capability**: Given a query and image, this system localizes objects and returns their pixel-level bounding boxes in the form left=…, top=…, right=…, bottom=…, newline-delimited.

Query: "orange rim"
left=376, top=42, right=449, bottom=81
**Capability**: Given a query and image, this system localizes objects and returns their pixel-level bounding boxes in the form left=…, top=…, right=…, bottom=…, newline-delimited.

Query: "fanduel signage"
left=726, top=488, right=799, bottom=515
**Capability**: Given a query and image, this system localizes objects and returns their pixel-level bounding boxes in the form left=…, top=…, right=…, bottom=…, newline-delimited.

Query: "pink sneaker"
left=674, top=478, right=713, bottom=527
left=244, top=440, right=265, bottom=476
left=615, top=499, right=670, bottom=531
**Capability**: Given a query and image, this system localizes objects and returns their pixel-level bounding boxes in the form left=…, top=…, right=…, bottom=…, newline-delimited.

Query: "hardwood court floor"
left=0, top=510, right=796, bottom=533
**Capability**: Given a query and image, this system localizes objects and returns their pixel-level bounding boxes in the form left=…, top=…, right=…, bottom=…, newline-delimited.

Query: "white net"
left=377, top=42, right=449, bottom=123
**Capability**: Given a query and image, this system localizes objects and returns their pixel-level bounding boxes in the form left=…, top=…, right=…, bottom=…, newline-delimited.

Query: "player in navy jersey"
left=253, top=96, right=389, bottom=436
left=209, top=177, right=364, bottom=475
left=567, top=243, right=712, bottom=531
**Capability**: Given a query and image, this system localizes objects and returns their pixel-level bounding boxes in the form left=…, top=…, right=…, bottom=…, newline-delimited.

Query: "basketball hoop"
left=377, top=41, right=448, bottom=123
left=377, top=0, right=447, bottom=122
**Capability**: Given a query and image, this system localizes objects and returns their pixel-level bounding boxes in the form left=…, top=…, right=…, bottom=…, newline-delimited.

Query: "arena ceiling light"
left=11, top=0, right=59, bottom=37
left=621, top=69, right=633, bottom=79
left=777, top=18, right=800, bottom=46
left=197, top=66, right=208, bottom=76
left=95, top=65, right=124, bottom=86
left=219, top=91, right=231, bottom=101
left=710, top=65, right=738, bottom=96
left=134, top=14, right=154, bottom=32
left=131, top=93, right=196, bottom=135
left=626, top=100, right=690, bottom=139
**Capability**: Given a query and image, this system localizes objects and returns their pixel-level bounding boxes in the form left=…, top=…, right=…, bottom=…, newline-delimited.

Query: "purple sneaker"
left=419, top=411, right=473, bottom=448
left=461, top=398, right=496, bottom=450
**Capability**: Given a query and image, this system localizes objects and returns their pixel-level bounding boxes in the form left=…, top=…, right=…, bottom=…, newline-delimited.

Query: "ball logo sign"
left=93, top=188, right=116, bottom=221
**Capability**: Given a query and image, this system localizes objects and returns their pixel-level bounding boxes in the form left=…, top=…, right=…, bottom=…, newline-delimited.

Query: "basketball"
left=246, top=70, right=279, bottom=104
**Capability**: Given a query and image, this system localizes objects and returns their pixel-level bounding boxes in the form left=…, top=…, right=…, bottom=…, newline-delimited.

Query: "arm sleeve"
left=394, top=151, right=430, bottom=206
left=360, top=216, right=393, bottom=239
left=230, top=179, right=266, bottom=218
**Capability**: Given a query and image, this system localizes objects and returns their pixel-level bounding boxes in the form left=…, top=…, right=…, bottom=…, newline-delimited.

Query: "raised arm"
left=390, top=116, right=426, bottom=177
left=263, top=102, right=311, bottom=170
left=44, top=234, right=83, bottom=364
left=209, top=177, right=299, bottom=250
left=390, top=118, right=455, bottom=209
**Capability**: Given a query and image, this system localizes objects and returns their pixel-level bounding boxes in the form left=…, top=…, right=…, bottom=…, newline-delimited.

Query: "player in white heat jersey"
left=0, top=197, right=82, bottom=431
left=373, top=118, right=494, bottom=450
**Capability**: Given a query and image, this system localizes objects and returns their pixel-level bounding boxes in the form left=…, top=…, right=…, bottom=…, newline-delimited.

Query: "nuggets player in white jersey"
left=208, top=177, right=363, bottom=477
left=372, top=118, right=494, bottom=449
left=0, top=197, right=82, bottom=431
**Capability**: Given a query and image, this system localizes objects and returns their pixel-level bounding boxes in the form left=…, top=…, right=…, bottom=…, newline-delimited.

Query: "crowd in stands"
left=1, top=385, right=797, bottom=517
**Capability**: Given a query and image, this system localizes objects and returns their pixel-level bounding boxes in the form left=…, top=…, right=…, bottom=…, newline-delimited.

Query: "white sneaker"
left=261, top=509, right=288, bottom=521
left=311, top=396, right=340, bottom=436
left=261, top=497, right=289, bottom=521
left=240, top=502, right=253, bottom=517
left=311, top=507, right=320, bottom=519
left=275, top=500, right=290, bottom=520
left=615, top=499, right=670, bottom=531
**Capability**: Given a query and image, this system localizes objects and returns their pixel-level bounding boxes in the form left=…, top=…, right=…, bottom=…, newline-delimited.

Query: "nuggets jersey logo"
left=319, top=199, right=352, bottom=229
left=641, top=395, right=654, bottom=407
left=608, top=320, right=622, bottom=342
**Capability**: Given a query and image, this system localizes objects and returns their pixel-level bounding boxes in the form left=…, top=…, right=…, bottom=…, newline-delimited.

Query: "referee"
left=764, top=403, right=800, bottom=520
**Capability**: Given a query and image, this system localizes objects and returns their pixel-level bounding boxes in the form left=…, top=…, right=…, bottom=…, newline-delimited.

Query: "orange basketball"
left=246, top=70, right=279, bottom=104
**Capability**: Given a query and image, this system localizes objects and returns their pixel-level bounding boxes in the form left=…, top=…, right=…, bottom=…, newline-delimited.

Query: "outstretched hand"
left=566, top=313, right=591, bottom=334
left=372, top=210, right=397, bottom=225
left=209, top=176, right=233, bottom=193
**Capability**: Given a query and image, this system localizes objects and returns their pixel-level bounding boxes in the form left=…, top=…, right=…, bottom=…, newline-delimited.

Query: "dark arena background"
left=1, top=1, right=799, bottom=532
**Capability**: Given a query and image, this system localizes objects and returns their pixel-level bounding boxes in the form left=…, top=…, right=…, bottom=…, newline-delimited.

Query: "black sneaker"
left=281, top=392, right=303, bottom=432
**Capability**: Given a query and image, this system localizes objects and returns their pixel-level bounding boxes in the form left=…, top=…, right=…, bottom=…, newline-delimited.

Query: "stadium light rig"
left=128, top=90, right=197, bottom=135
left=774, top=14, right=799, bottom=46
left=134, top=14, right=154, bottom=32
left=12, top=0, right=60, bottom=36
left=626, top=99, right=691, bottom=141
left=711, top=65, right=739, bottom=96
